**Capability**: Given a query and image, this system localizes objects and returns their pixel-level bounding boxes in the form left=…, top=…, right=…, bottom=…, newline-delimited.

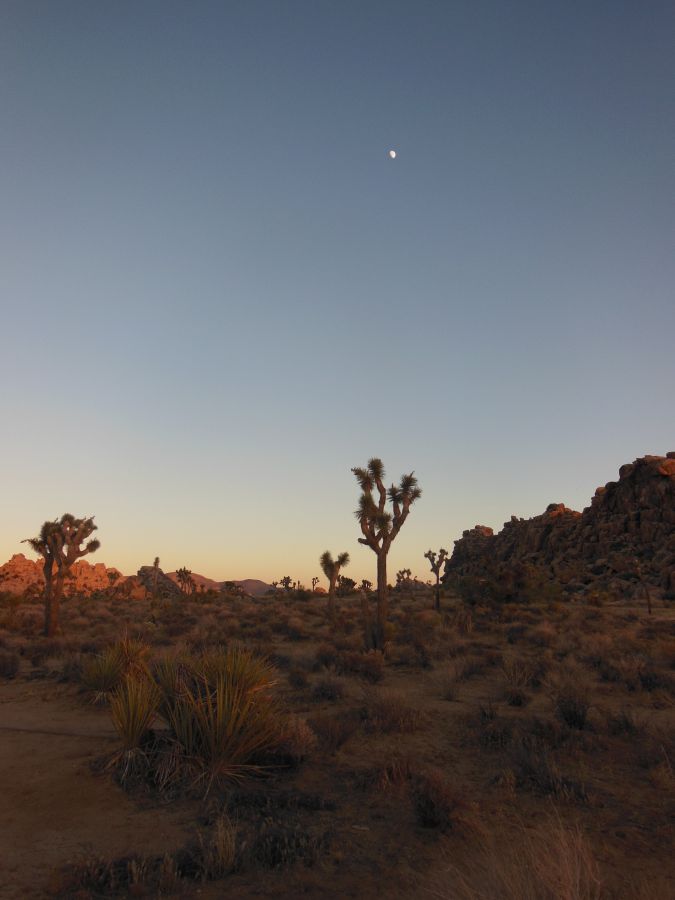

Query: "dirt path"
left=0, top=680, right=192, bottom=899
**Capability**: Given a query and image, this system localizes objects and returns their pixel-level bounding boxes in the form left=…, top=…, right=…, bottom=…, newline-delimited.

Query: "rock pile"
left=444, top=453, right=675, bottom=598
left=0, top=553, right=123, bottom=595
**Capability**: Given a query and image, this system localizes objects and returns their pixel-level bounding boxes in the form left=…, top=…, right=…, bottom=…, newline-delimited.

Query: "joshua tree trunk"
left=328, top=574, right=338, bottom=619
left=46, top=571, right=65, bottom=637
left=376, top=552, right=388, bottom=645
left=434, top=573, right=441, bottom=612
left=42, top=559, right=55, bottom=637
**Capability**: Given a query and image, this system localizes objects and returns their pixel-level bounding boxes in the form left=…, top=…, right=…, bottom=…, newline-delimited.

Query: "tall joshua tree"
left=152, top=557, right=161, bottom=600
left=352, top=458, right=421, bottom=648
left=176, top=567, right=195, bottom=595
left=425, top=548, right=449, bottom=611
left=23, top=514, right=100, bottom=637
left=319, top=550, right=350, bottom=619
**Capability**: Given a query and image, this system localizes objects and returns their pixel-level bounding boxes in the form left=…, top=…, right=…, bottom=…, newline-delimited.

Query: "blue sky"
left=1, top=1, right=673, bottom=584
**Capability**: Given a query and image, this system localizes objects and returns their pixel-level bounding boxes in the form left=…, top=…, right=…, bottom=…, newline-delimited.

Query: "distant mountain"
left=167, top=571, right=222, bottom=592
left=232, top=579, right=273, bottom=597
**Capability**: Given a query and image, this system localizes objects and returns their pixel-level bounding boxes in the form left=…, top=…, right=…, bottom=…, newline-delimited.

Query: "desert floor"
left=1, top=588, right=673, bottom=899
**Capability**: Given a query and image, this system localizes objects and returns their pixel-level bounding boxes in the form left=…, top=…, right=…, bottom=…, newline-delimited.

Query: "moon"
left=388, top=149, right=397, bottom=159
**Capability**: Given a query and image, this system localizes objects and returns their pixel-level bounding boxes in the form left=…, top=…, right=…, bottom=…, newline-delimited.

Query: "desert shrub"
left=309, top=713, right=359, bottom=752
left=287, top=667, right=309, bottom=689
left=58, top=653, right=83, bottom=683
left=104, top=646, right=286, bottom=794
left=429, top=816, right=603, bottom=900
left=552, top=680, right=591, bottom=730
left=311, top=676, right=346, bottom=702
left=81, top=645, right=127, bottom=702
left=107, top=675, right=160, bottom=784
left=314, top=643, right=338, bottom=669
left=275, top=715, right=317, bottom=765
left=411, top=770, right=479, bottom=832
left=110, top=675, right=159, bottom=752
left=506, top=624, right=528, bottom=644
left=0, top=650, right=19, bottom=679
left=225, top=787, right=335, bottom=815
left=247, top=818, right=331, bottom=869
left=473, top=705, right=513, bottom=750
left=360, top=755, right=414, bottom=791
left=605, top=708, right=642, bottom=736
left=510, top=738, right=588, bottom=802
left=437, top=668, right=459, bottom=701
left=198, top=816, right=238, bottom=879
left=361, top=689, right=424, bottom=733
left=337, top=649, right=385, bottom=682
left=164, top=672, right=282, bottom=789
left=48, top=852, right=180, bottom=898
left=452, top=655, right=486, bottom=681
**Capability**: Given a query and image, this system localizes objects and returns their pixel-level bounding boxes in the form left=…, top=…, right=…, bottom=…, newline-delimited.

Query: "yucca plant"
left=81, top=645, right=127, bottom=703
left=107, top=674, right=160, bottom=785
left=110, top=674, right=160, bottom=751
left=166, top=673, right=283, bottom=793
left=116, top=633, right=151, bottom=677
left=195, top=645, right=277, bottom=696
left=152, top=655, right=191, bottom=720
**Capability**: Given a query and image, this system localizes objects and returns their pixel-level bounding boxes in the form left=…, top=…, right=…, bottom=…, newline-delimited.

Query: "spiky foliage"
left=110, top=675, right=160, bottom=751
left=81, top=637, right=150, bottom=703
left=425, top=548, right=449, bottom=611
left=176, top=567, right=196, bottom=595
left=23, top=514, right=100, bottom=636
left=319, top=550, right=350, bottom=618
left=352, top=458, right=421, bottom=648
left=81, top=646, right=127, bottom=703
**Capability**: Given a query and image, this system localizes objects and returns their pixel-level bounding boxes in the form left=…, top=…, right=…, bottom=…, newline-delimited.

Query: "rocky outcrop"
left=444, top=453, right=675, bottom=598
left=134, top=566, right=183, bottom=600
left=0, top=554, right=124, bottom=595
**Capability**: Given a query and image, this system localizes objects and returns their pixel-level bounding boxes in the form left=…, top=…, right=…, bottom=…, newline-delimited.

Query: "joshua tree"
left=425, top=548, right=449, bottom=611
left=337, top=575, right=357, bottom=597
left=176, top=567, right=195, bottom=595
left=152, top=556, right=161, bottom=600
left=396, top=568, right=412, bottom=588
left=23, top=514, right=100, bottom=637
left=312, top=576, right=320, bottom=592
left=360, top=578, right=373, bottom=592
left=280, top=576, right=293, bottom=592
left=320, top=551, right=350, bottom=618
left=352, top=458, right=421, bottom=648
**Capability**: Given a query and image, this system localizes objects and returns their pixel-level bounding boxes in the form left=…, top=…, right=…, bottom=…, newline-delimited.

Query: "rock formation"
left=444, top=453, right=675, bottom=598
left=0, top=554, right=123, bottom=596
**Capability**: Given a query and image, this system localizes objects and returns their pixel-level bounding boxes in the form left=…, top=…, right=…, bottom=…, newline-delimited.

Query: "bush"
left=337, top=649, right=385, bottom=682
left=287, top=667, right=309, bottom=689
left=553, top=681, right=591, bottom=730
left=361, top=689, right=424, bottom=733
left=81, top=646, right=127, bottom=702
left=311, top=676, right=346, bottom=702
left=309, top=713, right=359, bottom=753
left=429, top=816, right=603, bottom=899
left=0, top=651, right=19, bottom=679
left=411, top=770, right=478, bottom=832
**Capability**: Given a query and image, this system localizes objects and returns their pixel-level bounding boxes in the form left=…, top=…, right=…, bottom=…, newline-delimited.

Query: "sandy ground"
left=0, top=680, right=192, bottom=899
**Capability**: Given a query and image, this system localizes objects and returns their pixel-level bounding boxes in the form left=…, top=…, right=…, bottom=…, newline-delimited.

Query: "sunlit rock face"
left=444, top=453, right=675, bottom=598
left=0, top=553, right=124, bottom=595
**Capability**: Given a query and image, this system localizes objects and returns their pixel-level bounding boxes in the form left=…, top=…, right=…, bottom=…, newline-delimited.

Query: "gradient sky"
left=1, top=1, right=673, bottom=586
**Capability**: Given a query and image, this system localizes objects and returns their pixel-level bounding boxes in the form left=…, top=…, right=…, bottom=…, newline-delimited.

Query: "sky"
left=1, top=1, right=673, bottom=586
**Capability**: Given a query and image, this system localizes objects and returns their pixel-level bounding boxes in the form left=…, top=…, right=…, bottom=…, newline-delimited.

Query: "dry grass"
left=428, top=816, right=603, bottom=899
left=3, top=586, right=674, bottom=898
